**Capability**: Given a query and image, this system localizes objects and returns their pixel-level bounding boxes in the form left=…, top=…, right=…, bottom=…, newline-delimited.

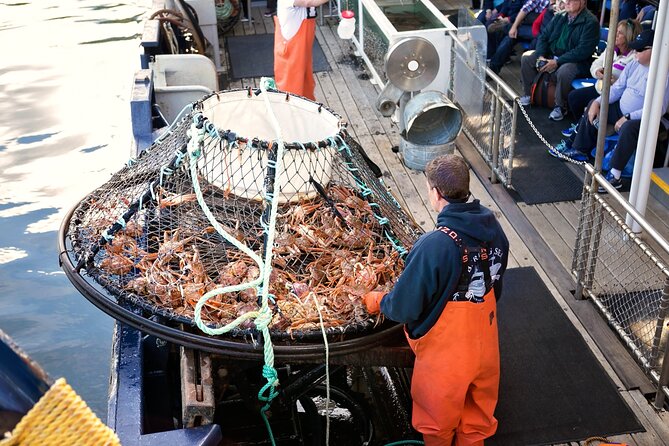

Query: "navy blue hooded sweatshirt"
left=380, top=200, right=509, bottom=339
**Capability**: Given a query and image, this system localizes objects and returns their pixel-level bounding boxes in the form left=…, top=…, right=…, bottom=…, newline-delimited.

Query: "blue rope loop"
left=114, top=216, right=127, bottom=229
left=159, top=166, right=174, bottom=186
left=204, top=120, right=219, bottom=138
left=173, top=148, right=187, bottom=166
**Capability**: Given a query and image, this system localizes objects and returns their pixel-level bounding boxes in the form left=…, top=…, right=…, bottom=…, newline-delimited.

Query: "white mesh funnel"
left=201, top=90, right=341, bottom=203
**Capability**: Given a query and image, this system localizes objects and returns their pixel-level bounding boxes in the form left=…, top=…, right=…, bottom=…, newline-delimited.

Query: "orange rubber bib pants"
left=273, top=16, right=316, bottom=100
left=406, top=288, right=500, bottom=446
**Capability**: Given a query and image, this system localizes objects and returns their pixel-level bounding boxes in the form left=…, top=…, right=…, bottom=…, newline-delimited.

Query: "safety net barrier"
left=572, top=167, right=669, bottom=400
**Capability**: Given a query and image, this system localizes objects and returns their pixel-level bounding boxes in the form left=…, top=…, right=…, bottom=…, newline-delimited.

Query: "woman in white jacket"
left=563, top=18, right=640, bottom=134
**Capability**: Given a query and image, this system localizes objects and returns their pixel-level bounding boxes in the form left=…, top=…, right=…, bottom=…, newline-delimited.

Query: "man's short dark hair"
left=426, top=154, right=470, bottom=201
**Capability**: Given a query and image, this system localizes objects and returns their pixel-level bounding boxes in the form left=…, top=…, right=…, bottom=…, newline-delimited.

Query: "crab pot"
left=61, top=89, right=424, bottom=350
left=201, top=90, right=338, bottom=203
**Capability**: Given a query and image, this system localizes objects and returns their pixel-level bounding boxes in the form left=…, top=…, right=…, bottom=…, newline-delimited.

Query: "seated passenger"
left=563, top=18, right=641, bottom=134
left=476, top=0, right=506, bottom=24
left=619, top=0, right=638, bottom=20
left=518, top=0, right=600, bottom=121
left=486, top=0, right=549, bottom=71
left=636, top=4, right=656, bottom=25
left=529, top=0, right=559, bottom=49
left=551, top=30, right=669, bottom=192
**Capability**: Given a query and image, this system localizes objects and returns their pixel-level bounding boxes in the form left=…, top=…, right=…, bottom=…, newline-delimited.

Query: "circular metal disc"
left=385, top=37, right=439, bottom=92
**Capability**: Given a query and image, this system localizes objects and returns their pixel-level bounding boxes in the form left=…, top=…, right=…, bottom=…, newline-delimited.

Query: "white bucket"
left=200, top=90, right=343, bottom=203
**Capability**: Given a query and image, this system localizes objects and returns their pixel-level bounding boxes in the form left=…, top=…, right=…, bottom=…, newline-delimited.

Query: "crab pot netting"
left=67, top=89, right=422, bottom=341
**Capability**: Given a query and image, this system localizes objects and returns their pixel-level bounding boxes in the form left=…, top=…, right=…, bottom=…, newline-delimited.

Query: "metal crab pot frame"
left=60, top=89, right=422, bottom=359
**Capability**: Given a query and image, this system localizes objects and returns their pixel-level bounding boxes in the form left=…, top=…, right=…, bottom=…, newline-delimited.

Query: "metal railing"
left=573, top=164, right=669, bottom=406
left=446, top=30, right=519, bottom=186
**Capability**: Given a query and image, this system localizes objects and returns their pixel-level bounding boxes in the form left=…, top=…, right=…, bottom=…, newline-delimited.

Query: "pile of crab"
left=87, top=184, right=409, bottom=336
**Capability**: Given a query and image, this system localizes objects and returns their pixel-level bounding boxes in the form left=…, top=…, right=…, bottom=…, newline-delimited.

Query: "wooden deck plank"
left=623, top=389, right=669, bottom=446
left=519, top=202, right=576, bottom=267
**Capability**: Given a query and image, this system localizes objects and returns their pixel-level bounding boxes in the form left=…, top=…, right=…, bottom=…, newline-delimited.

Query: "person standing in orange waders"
left=364, top=154, right=509, bottom=446
left=273, top=0, right=329, bottom=100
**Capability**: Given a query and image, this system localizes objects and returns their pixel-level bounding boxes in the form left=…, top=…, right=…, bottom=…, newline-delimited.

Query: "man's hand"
left=508, top=24, right=518, bottom=39
left=594, top=68, right=604, bottom=79
left=588, top=101, right=600, bottom=124
left=540, top=59, right=558, bottom=73
left=362, top=291, right=385, bottom=314
left=614, top=115, right=628, bottom=132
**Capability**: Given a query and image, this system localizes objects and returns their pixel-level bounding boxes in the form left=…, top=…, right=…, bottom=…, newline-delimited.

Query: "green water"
left=376, top=0, right=444, bottom=31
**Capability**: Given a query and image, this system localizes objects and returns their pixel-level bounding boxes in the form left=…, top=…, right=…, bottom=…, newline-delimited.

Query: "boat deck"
left=219, top=4, right=669, bottom=444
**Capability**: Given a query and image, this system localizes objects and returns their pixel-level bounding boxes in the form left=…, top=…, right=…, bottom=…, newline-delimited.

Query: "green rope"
left=187, top=78, right=286, bottom=445
left=252, top=76, right=290, bottom=443
left=215, top=0, right=233, bottom=20
left=187, top=114, right=266, bottom=336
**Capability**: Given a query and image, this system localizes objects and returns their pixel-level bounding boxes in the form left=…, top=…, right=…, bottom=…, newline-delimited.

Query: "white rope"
left=311, top=292, right=331, bottom=446
left=187, top=117, right=265, bottom=335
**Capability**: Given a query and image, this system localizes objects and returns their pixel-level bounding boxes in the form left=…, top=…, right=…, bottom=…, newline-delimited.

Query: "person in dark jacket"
left=488, top=0, right=553, bottom=73
left=519, top=0, right=600, bottom=121
left=363, top=154, right=509, bottom=446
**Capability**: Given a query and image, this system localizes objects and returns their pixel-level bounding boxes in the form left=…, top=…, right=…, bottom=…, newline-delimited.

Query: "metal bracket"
left=180, top=347, right=216, bottom=428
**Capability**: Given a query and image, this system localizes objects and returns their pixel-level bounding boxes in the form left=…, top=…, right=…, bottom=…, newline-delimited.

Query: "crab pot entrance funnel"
left=202, top=90, right=342, bottom=204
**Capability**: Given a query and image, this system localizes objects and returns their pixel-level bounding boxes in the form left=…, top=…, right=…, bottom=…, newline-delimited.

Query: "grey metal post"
left=654, top=278, right=669, bottom=408
left=573, top=187, right=592, bottom=299
left=507, top=98, right=517, bottom=186
left=491, top=84, right=502, bottom=184
left=574, top=0, right=620, bottom=299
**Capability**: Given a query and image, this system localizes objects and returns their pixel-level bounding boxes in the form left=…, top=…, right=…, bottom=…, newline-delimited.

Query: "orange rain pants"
left=273, top=16, right=316, bottom=100
left=406, top=289, right=500, bottom=446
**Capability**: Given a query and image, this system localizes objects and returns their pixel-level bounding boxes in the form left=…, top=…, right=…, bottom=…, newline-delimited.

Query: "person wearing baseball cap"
left=628, top=28, right=654, bottom=51
left=552, top=29, right=669, bottom=193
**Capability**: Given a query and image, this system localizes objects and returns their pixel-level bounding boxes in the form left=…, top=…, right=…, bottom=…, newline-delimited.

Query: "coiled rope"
left=0, top=378, right=120, bottom=446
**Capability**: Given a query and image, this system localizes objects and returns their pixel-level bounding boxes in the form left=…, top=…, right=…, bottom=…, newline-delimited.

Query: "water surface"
left=0, top=0, right=149, bottom=415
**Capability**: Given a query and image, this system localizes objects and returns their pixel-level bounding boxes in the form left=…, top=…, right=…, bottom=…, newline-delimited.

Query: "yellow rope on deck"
left=0, top=378, right=120, bottom=446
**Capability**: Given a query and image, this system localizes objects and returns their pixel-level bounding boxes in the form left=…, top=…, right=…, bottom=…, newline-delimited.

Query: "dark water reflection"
left=0, top=0, right=148, bottom=416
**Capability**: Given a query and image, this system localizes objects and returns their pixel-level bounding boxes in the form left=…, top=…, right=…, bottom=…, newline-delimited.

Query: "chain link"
left=516, top=99, right=587, bottom=166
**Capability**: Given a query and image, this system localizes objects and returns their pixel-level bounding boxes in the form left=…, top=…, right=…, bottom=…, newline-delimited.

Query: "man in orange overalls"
left=364, top=154, right=509, bottom=446
left=273, top=0, right=329, bottom=100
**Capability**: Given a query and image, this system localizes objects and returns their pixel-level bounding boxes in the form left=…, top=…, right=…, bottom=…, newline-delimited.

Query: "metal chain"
left=516, top=99, right=587, bottom=166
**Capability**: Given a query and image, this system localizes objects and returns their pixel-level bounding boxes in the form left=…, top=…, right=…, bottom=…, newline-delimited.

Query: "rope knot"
left=259, top=77, right=277, bottom=92
left=258, top=364, right=280, bottom=403
left=254, top=305, right=273, bottom=330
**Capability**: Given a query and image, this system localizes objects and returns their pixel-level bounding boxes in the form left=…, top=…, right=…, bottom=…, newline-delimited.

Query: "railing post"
left=490, top=84, right=502, bottom=184
left=507, top=99, right=517, bottom=186
left=654, top=278, right=669, bottom=409
left=583, top=193, right=605, bottom=293
left=573, top=186, right=592, bottom=300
